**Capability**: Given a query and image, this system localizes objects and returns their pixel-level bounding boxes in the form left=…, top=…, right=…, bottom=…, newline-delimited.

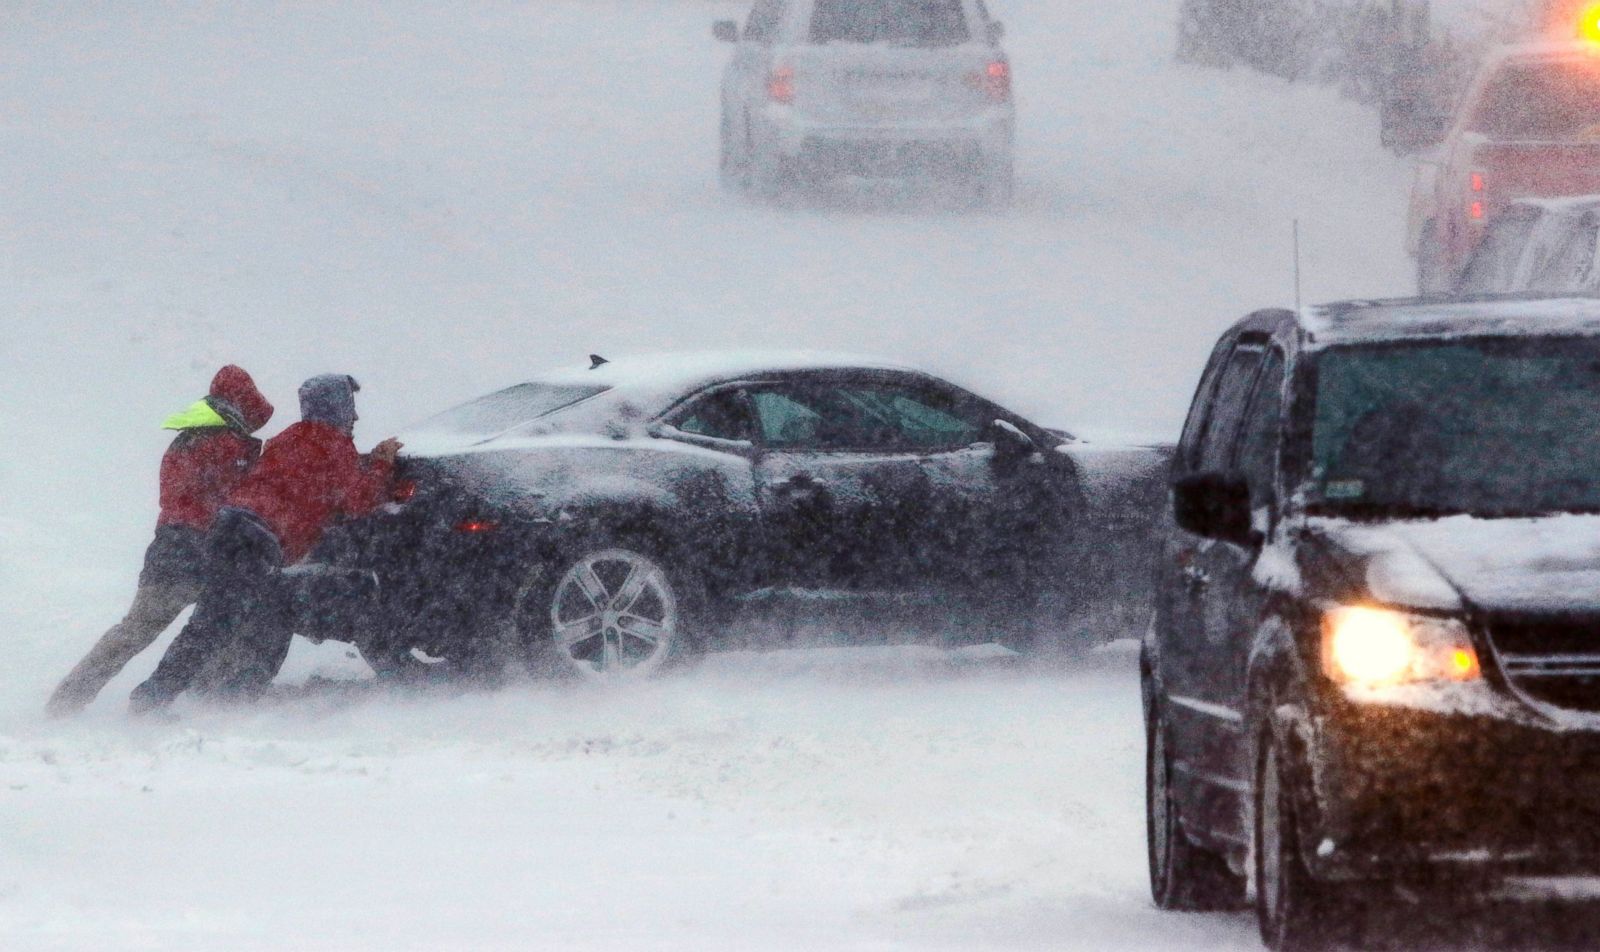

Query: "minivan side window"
left=744, top=0, right=786, bottom=43
left=1197, top=344, right=1266, bottom=473
left=1234, top=349, right=1287, bottom=505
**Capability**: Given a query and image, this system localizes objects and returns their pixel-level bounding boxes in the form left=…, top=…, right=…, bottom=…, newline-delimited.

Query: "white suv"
left=714, top=0, right=1014, bottom=204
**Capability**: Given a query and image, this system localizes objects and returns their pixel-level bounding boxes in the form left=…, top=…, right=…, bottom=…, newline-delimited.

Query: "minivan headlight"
left=1321, top=606, right=1481, bottom=687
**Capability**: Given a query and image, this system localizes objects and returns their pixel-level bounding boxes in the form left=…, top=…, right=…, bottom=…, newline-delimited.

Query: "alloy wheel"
left=549, top=548, right=679, bottom=680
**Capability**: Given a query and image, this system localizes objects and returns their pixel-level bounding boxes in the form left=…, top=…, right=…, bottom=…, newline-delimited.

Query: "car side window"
left=744, top=0, right=786, bottom=43
left=1234, top=349, right=1286, bottom=505
left=673, top=389, right=755, bottom=442
left=1176, top=339, right=1235, bottom=473
left=1197, top=344, right=1266, bottom=473
left=748, top=381, right=986, bottom=451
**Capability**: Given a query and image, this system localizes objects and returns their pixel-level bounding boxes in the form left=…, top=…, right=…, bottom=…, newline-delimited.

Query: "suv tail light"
left=1469, top=171, right=1487, bottom=222
left=767, top=66, right=795, bottom=104
left=971, top=59, right=1010, bottom=102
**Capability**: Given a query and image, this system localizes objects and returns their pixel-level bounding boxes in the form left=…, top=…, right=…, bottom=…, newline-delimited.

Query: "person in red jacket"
left=47, top=366, right=274, bottom=716
left=130, top=374, right=401, bottom=713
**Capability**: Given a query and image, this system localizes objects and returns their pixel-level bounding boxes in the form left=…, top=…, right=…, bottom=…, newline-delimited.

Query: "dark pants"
left=47, top=526, right=207, bottom=715
left=130, top=508, right=292, bottom=712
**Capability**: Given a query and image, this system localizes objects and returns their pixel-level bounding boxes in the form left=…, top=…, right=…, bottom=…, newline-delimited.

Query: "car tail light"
left=767, top=66, right=795, bottom=104
left=1469, top=171, right=1487, bottom=222
left=392, top=480, right=418, bottom=503
left=971, top=59, right=1010, bottom=102
left=454, top=518, right=499, bottom=534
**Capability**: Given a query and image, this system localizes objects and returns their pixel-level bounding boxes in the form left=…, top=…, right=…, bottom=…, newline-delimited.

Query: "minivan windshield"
left=1310, top=337, right=1600, bottom=518
left=415, top=382, right=607, bottom=435
left=1471, top=60, right=1600, bottom=141
left=810, top=0, right=970, bottom=47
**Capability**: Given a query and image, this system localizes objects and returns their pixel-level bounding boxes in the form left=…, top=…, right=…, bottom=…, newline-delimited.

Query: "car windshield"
left=809, top=0, right=969, bottom=47
left=1310, top=337, right=1600, bottom=518
left=417, top=382, right=608, bottom=434
left=1471, top=60, right=1600, bottom=141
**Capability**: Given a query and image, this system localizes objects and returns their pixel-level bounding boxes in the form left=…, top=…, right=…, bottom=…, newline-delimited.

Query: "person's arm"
left=336, top=437, right=402, bottom=518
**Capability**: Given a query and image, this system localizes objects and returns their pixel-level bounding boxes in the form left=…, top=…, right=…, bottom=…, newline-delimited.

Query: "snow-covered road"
left=0, top=0, right=1443, bottom=948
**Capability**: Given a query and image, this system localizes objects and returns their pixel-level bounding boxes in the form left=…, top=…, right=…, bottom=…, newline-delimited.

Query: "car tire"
left=719, top=108, right=749, bottom=193
left=1255, top=721, right=1354, bottom=951
left=974, top=152, right=1014, bottom=209
left=516, top=532, right=703, bottom=682
left=1416, top=223, right=1450, bottom=295
left=1147, top=703, right=1247, bottom=911
left=750, top=147, right=794, bottom=202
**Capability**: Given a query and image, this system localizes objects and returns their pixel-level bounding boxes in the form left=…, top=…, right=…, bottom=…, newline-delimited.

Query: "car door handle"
left=771, top=473, right=822, bottom=493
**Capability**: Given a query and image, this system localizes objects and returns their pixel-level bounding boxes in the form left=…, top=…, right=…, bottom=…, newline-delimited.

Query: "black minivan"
left=1145, top=296, right=1600, bottom=950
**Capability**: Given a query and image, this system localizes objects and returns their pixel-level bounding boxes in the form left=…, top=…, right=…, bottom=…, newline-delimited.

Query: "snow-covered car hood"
left=1313, top=514, right=1600, bottom=614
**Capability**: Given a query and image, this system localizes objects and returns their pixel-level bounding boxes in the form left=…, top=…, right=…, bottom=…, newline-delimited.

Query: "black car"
left=1144, top=296, right=1600, bottom=950
left=337, top=352, right=1167, bottom=682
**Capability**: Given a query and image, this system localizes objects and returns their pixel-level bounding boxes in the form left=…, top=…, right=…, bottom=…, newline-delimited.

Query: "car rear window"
left=810, top=0, right=970, bottom=47
left=420, top=383, right=608, bottom=435
left=1472, top=60, right=1600, bottom=141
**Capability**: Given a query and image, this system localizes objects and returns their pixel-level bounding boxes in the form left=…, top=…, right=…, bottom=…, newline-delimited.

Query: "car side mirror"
left=987, top=20, right=1005, bottom=42
left=1173, top=472, right=1258, bottom=546
left=713, top=20, right=739, bottom=43
left=987, top=419, right=1036, bottom=461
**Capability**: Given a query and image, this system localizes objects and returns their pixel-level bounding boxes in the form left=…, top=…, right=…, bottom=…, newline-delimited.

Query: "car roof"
left=530, top=349, right=923, bottom=397
left=1291, top=294, right=1600, bottom=348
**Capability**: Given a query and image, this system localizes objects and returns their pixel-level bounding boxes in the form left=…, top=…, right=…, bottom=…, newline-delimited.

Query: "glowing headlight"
left=1321, top=606, right=1481, bottom=687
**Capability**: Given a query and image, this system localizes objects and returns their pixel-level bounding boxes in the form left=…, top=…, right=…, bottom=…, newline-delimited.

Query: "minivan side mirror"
left=1173, top=472, right=1257, bottom=546
left=987, top=21, right=1006, bottom=42
left=713, top=20, right=739, bottom=43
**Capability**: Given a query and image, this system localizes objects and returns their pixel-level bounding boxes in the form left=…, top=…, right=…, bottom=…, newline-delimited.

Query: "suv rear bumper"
left=1308, top=687, right=1600, bottom=881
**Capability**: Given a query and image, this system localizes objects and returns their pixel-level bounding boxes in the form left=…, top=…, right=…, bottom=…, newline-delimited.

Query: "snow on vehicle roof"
left=529, top=350, right=922, bottom=395
left=1500, top=194, right=1600, bottom=215
left=1301, top=295, right=1600, bottom=347
left=1487, top=41, right=1600, bottom=65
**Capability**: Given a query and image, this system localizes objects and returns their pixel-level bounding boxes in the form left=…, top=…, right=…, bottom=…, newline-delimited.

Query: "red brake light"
left=767, top=66, right=795, bottom=104
left=1470, top=172, right=1485, bottom=193
left=1470, top=200, right=1486, bottom=220
left=392, top=480, right=418, bottom=503
left=454, top=519, right=499, bottom=534
left=972, top=59, right=1010, bottom=102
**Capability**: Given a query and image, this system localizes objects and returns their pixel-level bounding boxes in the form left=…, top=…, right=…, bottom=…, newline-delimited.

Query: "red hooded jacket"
left=157, top=366, right=275, bottom=531
left=226, top=422, right=394, bottom=564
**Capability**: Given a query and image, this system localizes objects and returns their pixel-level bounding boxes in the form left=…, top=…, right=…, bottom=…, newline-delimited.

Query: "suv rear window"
left=810, top=0, right=970, bottom=47
left=420, top=383, right=607, bottom=435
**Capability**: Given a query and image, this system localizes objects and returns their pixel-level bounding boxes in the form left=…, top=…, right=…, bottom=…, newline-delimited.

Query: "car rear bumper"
left=1308, top=684, right=1600, bottom=881
left=757, top=106, right=1012, bottom=168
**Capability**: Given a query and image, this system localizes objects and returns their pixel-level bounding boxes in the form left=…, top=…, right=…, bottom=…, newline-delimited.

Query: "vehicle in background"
left=1406, top=43, right=1600, bottom=292
left=713, top=0, right=1015, bottom=205
left=328, top=353, right=1168, bottom=682
left=1146, top=296, right=1600, bottom=950
left=1453, top=195, right=1600, bottom=294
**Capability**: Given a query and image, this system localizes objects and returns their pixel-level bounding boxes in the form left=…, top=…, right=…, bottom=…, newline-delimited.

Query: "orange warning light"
left=1579, top=3, right=1600, bottom=44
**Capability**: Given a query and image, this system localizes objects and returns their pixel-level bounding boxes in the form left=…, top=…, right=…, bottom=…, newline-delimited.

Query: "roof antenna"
left=589, top=354, right=609, bottom=370
left=1293, top=219, right=1303, bottom=313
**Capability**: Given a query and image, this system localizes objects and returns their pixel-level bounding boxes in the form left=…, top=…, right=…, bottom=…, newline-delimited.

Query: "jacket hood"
left=1315, top=515, right=1600, bottom=615
left=299, top=374, right=360, bottom=434
left=209, top=365, right=274, bottom=433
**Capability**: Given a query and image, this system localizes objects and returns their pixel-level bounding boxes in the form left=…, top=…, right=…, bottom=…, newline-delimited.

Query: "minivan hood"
left=1313, top=514, right=1600, bottom=614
